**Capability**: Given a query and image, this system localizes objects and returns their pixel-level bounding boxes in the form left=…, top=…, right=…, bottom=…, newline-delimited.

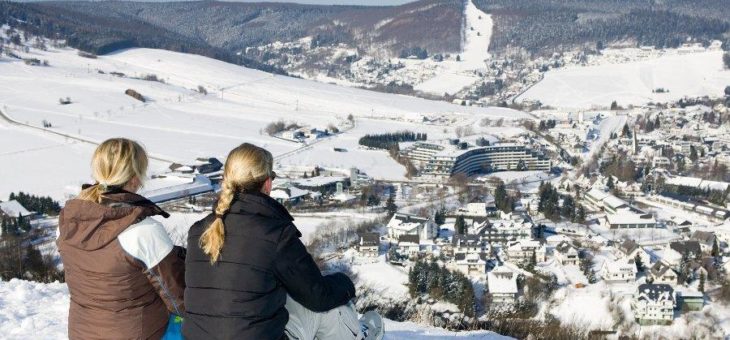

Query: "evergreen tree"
left=622, top=123, right=631, bottom=137
left=699, top=272, right=706, bottom=293
left=606, top=176, right=615, bottom=190
left=610, top=101, right=619, bottom=110
left=712, top=239, right=720, bottom=257
left=303, top=172, right=308, bottom=178
left=494, top=183, right=512, bottom=213
left=385, top=193, right=397, bottom=217
left=689, top=146, right=698, bottom=163
left=434, top=207, right=446, bottom=225
left=574, top=205, right=586, bottom=223
left=635, top=253, right=644, bottom=272
left=454, top=215, right=466, bottom=235
left=561, top=196, right=575, bottom=219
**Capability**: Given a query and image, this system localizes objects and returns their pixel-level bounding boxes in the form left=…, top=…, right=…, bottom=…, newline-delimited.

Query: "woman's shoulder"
left=188, top=213, right=216, bottom=234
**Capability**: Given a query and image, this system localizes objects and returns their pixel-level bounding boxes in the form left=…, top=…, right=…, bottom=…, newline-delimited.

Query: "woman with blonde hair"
left=57, top=138, right=185, bottom=339
left=184, top=143, right=383, bottom=340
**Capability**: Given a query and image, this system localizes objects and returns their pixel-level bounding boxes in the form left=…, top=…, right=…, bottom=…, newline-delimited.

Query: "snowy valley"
left=2, top=1, right=730, bottom=339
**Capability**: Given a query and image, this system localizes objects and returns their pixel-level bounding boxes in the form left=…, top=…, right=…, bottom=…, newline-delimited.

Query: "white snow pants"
left=284, top=295, right=361, bottom=340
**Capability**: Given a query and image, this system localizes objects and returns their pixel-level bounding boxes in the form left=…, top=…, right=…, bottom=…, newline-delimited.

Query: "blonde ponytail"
left=200, top=143, right=274, bottom=264
left=78, top=138, right=148, bottom=203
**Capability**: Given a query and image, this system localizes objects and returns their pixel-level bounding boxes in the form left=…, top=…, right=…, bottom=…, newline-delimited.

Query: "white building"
left=648, top=260, right=678, bottom=286
left=487, top=266, right=519, bottom=305
left=601, top=257, right=637, bottom=283
left=604, top=212, right=657, bottom=229
left=505, top=240, right=541, bottom=265
left=0, top=200, right=32, bottom=219
left=555, top=241, right=579, bottom=266
left=453, top=252, right=488, bottom=276
left=617, top=239, right=650, bottom=266
left=632, top=284, right=675, bottom=325
left=402, top=142, right=550, bottom=177
left=386, top=213, right=436, bottom=241
left=397, top=235, right=421, bottom=259
left=473, top=216, right=534, bottom=245
left=357, top=233, right=380, bottom=258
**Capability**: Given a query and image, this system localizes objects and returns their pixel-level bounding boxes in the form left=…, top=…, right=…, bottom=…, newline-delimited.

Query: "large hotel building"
left=401, top=141, right=551, bottom=177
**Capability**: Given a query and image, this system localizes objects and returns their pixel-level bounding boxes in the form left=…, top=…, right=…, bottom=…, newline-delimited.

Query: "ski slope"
left=517, top=51, right=730, bottom=109
left=413, top=0, right=493, bottom=95
left=0, top=279, right=512, bottom=340
left=0, top=44, right=526, bottom=201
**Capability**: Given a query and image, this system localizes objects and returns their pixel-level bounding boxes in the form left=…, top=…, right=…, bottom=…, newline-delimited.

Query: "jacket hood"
left=58, top=190, right=168, bottom=251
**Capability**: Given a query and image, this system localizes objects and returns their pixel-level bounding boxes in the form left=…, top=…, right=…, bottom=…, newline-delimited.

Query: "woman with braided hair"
left=183, top=143, right=383, bottom=340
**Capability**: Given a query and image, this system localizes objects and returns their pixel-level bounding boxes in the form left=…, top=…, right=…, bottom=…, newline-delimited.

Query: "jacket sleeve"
left=118, top=217, right=186, bottom=315
left=273, top=224, right=356, bottom=312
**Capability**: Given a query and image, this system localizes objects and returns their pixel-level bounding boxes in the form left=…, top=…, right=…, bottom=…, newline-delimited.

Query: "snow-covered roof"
left=292, top=176, right=347, bottom=188
left=605, top=213, right=656, bottom=225
left=636, top=283, right=674, bottom=303
left=487, top=266, right=518, bottom=294
left=0, top=200, right=32, bottom=217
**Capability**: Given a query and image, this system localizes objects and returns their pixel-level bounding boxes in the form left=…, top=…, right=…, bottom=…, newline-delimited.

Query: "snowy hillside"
left=413, top=0, right=493, bottom=95
left=0, top=42, right=527, bottom=201
left=0, top=279, right=512, bottom=340
left=517, top=50, right=730, bottom=109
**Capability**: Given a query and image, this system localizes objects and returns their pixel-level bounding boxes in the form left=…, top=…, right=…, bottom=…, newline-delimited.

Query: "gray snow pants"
left=284, top=295, right=362, bottom=340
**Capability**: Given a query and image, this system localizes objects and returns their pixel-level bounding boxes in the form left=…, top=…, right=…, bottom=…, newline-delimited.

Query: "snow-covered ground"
left=0, top=279, right=512, bottom=340
left=0, top=43, right=526, bottom=202
left=413, top=0, right=492, bottom=95
left=517, top=51, right=730, bottom=109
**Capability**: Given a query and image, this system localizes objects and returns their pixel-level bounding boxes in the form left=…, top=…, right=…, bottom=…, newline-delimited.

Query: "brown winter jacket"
left=57, top=189, right=185, bottom=340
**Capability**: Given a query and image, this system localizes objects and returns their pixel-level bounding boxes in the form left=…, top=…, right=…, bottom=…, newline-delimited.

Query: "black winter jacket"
left=183, top=192, right=356, bottom=340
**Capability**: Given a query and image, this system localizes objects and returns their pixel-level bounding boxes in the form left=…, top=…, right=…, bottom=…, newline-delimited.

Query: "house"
left=536, top=245, right=550, bottom=262
left=487, top=266, right=518, bottom=305
left=452, top=234, right=490, bottom=256
left=601, top=257, right=637, bottom=283
left=648, top=261, right=678, bottom=286
left=505, top=240, right=541, bottom=265
left=387, top=213, right=436, bottom=241
left=617, top=239, right=650, bottom=265
left=555, top=241, right=579, bottom=266
left=677, top=290, right=704, bottom=312
left=632, top=283, right=676, bottom=325
left=604, top=212, right=657, bottom=229
left=270, top=183, right=310, bottom=205
left=453, top=252, right=488, bottom=276
left=194, top=157, right=223, bottom=174
left=669, top=241, right=702, bottom=260
left=690, top=231, right=717, bottom=253
left=357, top=233, right=380, bottom=258
left=397, top=235, right=421, bottom=259
left=0, top=200, right=33, bottom=219
left=473, top=217, right=534, bottom=245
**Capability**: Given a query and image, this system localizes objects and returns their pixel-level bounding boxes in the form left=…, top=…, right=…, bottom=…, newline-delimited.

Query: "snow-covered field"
left=413, top=0, right=492, bottom=95
left=0, top=44, right=526, bottom=202
left=0, top=279, right=512, bottom=340
left=517, top=51, right=730, bottom=109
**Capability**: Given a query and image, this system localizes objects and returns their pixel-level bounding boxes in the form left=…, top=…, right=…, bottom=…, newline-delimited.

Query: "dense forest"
left=0, top=1, right=288, bottom=74
left=474, top=0, right=730, bottom=55
left=12, top=0, right=463, bottom=59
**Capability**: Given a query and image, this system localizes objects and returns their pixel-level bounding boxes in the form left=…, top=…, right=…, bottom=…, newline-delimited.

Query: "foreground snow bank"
left=0, top=279, right=510, bottom=340
left=0, top=279, right=69, bottom=340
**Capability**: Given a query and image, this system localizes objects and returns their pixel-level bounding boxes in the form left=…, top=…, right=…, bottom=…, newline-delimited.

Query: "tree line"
left=474, top=0, right=730, bottom=55
left=408, top=258, right=476, bottom=317
left=538, top=182, right=585, bottom=223
left=358, top=131, right=427, bottom=150
left=8, top=192, right=61, bottom=216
